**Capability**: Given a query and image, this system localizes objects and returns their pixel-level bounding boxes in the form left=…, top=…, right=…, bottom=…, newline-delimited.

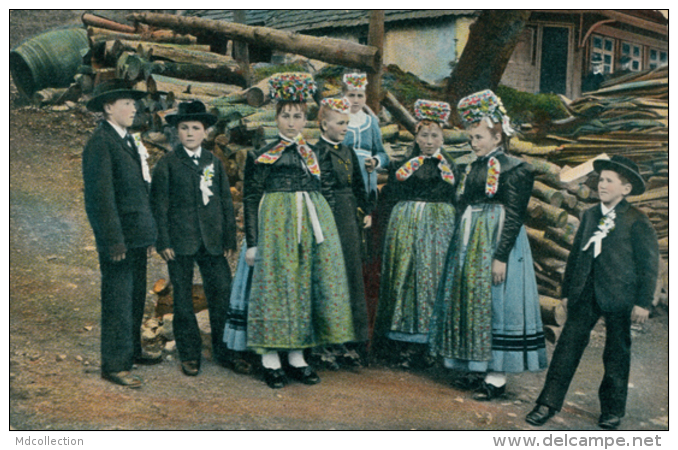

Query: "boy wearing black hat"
left=83, top=80, right=159, bottom=388
left=150, top=100, right=237, bottom=376
left=526, top=155, right=659, bottom=430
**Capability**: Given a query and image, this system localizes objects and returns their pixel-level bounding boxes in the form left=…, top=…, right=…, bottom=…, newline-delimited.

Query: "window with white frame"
left=591, top=34, right=614, bottom=74
left=620, top=41, right=643, bottom=71
left=648, top=47, right=668, bottom=69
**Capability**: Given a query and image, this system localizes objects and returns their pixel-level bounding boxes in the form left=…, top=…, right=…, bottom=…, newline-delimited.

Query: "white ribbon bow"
left=582, top=210, right=616, bottom=258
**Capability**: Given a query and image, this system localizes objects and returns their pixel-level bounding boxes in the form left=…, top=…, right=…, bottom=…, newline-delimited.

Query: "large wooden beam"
left=128, top=12, right=380, bottom=72
left=366, top=10, right=384, bottom=113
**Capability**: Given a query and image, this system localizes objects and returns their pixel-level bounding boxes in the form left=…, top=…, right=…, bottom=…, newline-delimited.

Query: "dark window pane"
left=661, top=52, right=667, bottom=62
left=604, top=40, right=613, bottom=51
left=633, top=46, right=640, bottom=57
left=593, top=37, right=602, bottom=49
left=622, top=43, right=631, bottom=54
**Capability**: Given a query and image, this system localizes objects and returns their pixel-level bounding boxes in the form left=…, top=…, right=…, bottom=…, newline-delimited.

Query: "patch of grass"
left=496, top=85, right=569, bottom=125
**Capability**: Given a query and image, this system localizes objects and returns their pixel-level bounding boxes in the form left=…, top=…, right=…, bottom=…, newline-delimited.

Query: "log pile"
left=506, top=65, right=669, bottom=322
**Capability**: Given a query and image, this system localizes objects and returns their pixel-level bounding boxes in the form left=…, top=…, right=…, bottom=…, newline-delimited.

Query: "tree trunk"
left=446, top=10, right=531, bottom=127
left=128, top=12, right=380, bottom=72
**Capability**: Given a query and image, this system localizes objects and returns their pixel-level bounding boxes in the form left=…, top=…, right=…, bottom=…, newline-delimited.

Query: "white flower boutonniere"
left=200, top=163, right=215, bottom=205
left=583, top=210, right=616, bottom=257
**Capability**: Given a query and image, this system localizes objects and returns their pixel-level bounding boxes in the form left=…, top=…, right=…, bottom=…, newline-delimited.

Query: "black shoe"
left=526, top=405, right=557, bottom=426
left=263, top=368, right=287, bottom=389
left=102, top=371, right=143, bottom=389
left=472, top=381, right=506, bottom=401
left=181, top=360, right=200, bottom=376
left=598, top=414, right=622, bottom=430
left=134, top=354, right=163, bottom=365
left=286, top=365, right=321, bottom=385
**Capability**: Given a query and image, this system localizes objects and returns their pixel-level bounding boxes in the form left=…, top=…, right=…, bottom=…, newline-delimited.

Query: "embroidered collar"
left=457, top=149, right=503, bottom=199
left=395, top=149, right=455, bottom=185
left=255, top=134, right=320, bottom=178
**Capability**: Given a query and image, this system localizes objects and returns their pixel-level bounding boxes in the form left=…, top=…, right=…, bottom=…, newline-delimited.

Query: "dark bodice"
left=458, top=149, right=534, bottom=262
left=314, top=138, right=372, bottom=214
left=243, top=138, right=323, bottom=247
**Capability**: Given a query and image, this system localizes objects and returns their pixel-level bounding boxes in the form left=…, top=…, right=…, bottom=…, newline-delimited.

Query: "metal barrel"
left=9, top=27, right=89, bottom=98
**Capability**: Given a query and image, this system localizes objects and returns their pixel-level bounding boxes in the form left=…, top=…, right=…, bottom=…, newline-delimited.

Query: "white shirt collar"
left=183, top=146, right=202, bottom=159
left=321, top=136, right=342, bottom=146
left=107, top=120, right=128, bottom=139
left=600, top=203, right=616, bottom=216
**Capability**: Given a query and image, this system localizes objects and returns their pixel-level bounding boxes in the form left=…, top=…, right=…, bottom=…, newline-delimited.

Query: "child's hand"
left=631, top=305, right=650, bottom=324
left=363, top=215, right=372, bottom=229
left=245, top=247, right=257, bottom=266
left=111, top=250, right=126, bottom=262
left=159, top=248, right=175, bottom=261
left=492, top=259, right=506, bottom=285
left=364, top=157, right=377, bottom=173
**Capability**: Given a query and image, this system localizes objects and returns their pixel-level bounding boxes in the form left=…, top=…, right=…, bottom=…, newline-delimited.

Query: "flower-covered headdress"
left=320, top=97, right=351, bottom=114
left=414, top=99, right=451, bottom=124
left=269, top=72, right=317, bottom=102
left=457, top=89, right=514, bottom=136
left=342, top=72, right=368, bottom=91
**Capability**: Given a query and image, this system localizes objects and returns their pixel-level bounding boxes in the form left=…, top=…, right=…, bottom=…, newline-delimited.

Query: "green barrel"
left=10, top=27, right=89, bottom=98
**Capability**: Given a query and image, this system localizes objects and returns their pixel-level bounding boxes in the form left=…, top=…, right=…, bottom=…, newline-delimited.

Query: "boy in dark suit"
left=526, top=155, right=659, bottom=430
left=82, top=80, right=159, bottom=388
left=150, top=101, right=237, bottom=376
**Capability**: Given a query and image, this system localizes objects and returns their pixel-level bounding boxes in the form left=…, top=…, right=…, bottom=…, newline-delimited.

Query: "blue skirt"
left=429, top=204, right=548, bottom=373
left=223, top=241, right=251, bottom=352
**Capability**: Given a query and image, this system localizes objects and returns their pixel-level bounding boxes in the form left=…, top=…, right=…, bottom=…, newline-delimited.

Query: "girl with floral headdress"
left=312, top=97, right=374, bottom=368
left=238, top=73, right=355, bottom=389
left=429, top=90, right=547, bottom=401
left=374, top=100, right=458, bottom=368
left=342, top=72, right=389, bottom=199
left=342, top=72, right=390, bottom=342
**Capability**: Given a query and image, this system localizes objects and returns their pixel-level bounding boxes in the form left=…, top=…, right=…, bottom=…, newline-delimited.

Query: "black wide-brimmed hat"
left=593, top=155, right=646, bottom=196
left=86, top=79, right=146, bottom=112
left=164, top=100, right=218, bottom=128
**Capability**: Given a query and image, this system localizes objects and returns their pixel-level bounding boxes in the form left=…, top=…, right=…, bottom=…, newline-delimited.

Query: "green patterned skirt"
left=246, top=191, right=355, bottom=354
left=376, top=201, right=456, bottom=343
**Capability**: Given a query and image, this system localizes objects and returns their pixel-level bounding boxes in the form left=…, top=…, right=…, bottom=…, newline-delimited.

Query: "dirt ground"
left=7, top=9, right=670, bottom=436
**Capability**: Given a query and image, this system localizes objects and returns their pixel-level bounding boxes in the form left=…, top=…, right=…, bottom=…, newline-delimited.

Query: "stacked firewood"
left=506, top=65, right=669, bottom=323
